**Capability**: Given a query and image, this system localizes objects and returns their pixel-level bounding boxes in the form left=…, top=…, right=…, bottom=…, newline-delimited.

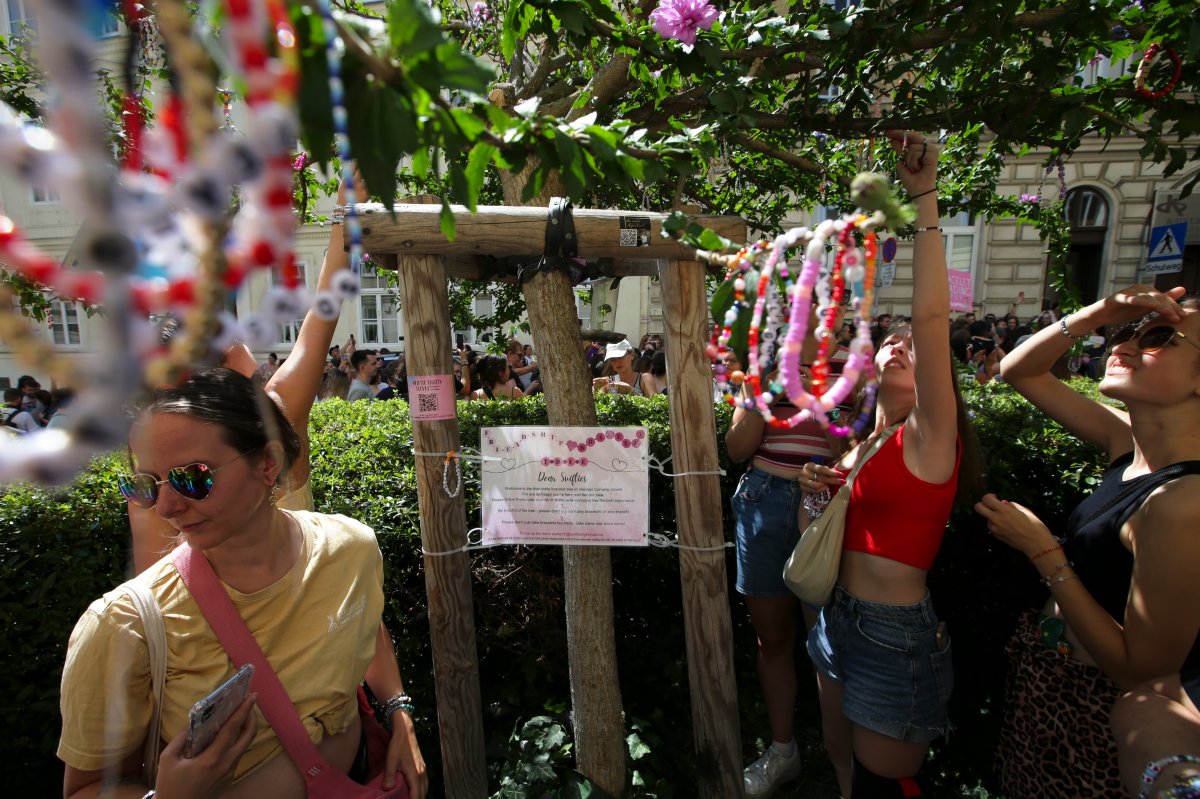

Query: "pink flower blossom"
left=649, top=0, right=718, bottom=46
left=470, top=1, right=492, bottom=23
left=1020, top=193, right=1039, bottom=204
left=292, top=152, right=310, bottom=171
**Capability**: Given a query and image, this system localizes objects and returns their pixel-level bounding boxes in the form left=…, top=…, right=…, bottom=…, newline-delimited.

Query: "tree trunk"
left=490, top=91, right=626, bottom=792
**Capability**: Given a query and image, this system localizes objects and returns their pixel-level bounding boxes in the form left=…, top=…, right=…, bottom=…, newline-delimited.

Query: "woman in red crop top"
left=973, top=284, right=1200, bottom=799
left=798, top=132, right=982, bottom=798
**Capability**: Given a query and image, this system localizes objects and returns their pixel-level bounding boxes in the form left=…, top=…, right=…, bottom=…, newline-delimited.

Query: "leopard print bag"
left=996, top=610, right=1125, bottom=799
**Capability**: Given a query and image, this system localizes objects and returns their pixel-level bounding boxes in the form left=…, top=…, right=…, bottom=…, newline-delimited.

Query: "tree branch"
left=733, top=134, right=851, bottom=185
left=518, top=47, right=572, bottom=100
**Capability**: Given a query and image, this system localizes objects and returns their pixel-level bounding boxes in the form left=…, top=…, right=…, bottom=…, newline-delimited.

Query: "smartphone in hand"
left=183, top=664, right=255, bottom=758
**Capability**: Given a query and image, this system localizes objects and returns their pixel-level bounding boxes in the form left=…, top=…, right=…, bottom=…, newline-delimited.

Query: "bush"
left=0, top=384, right=1109, bottom=796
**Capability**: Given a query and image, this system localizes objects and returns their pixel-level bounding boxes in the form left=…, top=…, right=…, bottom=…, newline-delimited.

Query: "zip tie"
left=647, top=454, right=726, bottom=478
left=647, top=532, right=733, bottom=551
left=421, top=527, right=491, bottom=556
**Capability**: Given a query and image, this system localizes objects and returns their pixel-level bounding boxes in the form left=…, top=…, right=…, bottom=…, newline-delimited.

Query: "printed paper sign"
left=948, top=269, right=972, bottom=313
left=618, top=216, right=651, bottom=247
left=878, top=262, right=896, bottom=289
left=407, top=375, right=456, bottom=421
left=481, top=426, right=649, bottom=547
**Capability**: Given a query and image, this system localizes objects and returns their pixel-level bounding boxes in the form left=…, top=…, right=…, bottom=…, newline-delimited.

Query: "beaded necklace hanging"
left=708, top=189, right=899, bottom=436
left=0, top=0, right=331, bottom=483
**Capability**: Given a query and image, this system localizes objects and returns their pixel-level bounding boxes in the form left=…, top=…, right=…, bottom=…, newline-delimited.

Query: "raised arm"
left=1001, top=284, right=1187, bottom=458
left=264, top=181, right=360, bottom=487
left=889, top=132, right=958, bottom=483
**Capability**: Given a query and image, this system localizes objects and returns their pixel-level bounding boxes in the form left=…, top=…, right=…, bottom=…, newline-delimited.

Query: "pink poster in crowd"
left=481, top=426, right=649, bottom=547
left=948, top=269, right=973, bottom=313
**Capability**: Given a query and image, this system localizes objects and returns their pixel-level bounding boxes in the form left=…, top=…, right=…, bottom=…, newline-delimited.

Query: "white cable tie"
left=646, top=532, right=733, bottom=551
left=421, top=527, right=490, bottom=556
left=647, top=454, right=726, bottom=478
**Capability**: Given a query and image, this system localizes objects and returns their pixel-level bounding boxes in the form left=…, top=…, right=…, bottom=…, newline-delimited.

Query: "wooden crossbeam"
left=354, top=203, right=745, bottom=260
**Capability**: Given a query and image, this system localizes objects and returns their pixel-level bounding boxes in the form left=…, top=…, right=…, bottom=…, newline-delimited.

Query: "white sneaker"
left=743, top=744, right=803, bottom=799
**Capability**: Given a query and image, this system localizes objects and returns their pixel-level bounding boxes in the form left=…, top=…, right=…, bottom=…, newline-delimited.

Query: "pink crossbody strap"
left=170, top=544, right=339, bottom=782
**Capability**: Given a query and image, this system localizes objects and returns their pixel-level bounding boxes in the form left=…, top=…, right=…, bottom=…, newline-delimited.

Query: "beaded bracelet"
left=1059, top=316, right=1090, bottom=341
left=1041, top=561, right=1074, bottom=587
left=1140, top=755, right=1200, bottom=799
left=382, top=692, right=416, bottom=721
left=1159, top=774, right=1200, bottom=799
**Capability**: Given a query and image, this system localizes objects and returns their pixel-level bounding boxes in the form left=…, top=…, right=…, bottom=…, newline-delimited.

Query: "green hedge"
left=0, top=382, right=1110, bottom=796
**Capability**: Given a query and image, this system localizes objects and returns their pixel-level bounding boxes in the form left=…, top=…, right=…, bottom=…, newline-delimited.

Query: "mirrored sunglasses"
left=1107, top=325, right=1200, bottom=355
left=117, top=450, right=256, bottom=509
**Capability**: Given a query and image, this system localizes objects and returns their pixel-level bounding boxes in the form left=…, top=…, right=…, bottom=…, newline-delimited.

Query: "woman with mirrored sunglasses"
left=975, top=284, right=1200, bottom=799
left=60, top=369, right=427, bottom=799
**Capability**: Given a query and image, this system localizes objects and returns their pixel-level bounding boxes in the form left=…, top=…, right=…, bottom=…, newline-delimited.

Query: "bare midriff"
left=840, top=550, right=930, bottom=606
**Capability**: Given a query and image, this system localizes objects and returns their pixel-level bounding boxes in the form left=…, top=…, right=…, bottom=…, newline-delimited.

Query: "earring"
left=269, top=484, right=281, bottom=506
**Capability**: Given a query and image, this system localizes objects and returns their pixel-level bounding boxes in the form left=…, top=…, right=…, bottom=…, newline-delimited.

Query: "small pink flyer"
left=481, top=426, right=649, bottom=547
left=407, top=374, right=456, bottom=421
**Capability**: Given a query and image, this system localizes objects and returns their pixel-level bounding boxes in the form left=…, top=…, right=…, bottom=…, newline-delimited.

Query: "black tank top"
left=1065, top=453, right=1200, bottom=623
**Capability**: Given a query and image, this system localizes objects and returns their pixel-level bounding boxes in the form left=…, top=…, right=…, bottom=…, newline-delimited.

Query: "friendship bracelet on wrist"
left=1046, top=573, right=1081, bottom=587
left=909, top=187, right=937, bottom=201
left=1059, top=315, right=1090, bottom=341
left=1030, top=544, right=1064, bottom=561
left=1041, top=560, right=1073, bottom=585
left=914, top=225, right=941, bottom=233
left=382, top=692, right=415, bottom=720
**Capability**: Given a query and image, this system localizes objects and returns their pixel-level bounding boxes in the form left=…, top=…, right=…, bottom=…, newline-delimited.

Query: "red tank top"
left=841, top=424, right=960, bottom=570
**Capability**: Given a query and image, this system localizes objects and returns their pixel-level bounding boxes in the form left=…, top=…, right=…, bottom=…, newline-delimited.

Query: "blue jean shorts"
left=732, top=466, right=804, bottom=597
left=807, top=586, right=954, bottom=743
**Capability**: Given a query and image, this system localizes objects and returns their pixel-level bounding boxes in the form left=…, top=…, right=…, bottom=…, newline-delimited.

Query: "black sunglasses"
left=1108, top=325, right=1200, bottom=355
left=118, top=449, right=257, bottom=509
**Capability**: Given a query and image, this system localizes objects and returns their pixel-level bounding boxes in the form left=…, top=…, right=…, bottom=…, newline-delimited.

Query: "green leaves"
left=386, top=0, right=444, bottom=58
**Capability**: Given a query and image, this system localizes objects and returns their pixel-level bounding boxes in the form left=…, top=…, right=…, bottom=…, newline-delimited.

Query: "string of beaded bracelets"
left=721, top=212, right=881, bottom=436
left=382, top=692, right=416, bottom=725
left=1134, top=43, right=1182, bottom=102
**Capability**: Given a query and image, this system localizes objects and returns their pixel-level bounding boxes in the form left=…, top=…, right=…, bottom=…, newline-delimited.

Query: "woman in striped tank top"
left=727, top=358, right=843, bottom=798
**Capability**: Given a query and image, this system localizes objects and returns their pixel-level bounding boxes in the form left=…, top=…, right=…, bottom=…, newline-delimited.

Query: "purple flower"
left=649, top=0, right=718, bottom=46
left=470, top=1, right=492, bottom=23
left=292, top=152, right=309, bottom=171
left=1020, top=193, right=1039, bottom=204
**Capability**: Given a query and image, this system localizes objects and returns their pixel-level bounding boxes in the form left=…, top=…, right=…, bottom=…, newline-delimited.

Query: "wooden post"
left=387, top=235, right=488, bottom=797
left=660, top=258, right=743, bottom=798
left=521, top=251, right=627, bottom=798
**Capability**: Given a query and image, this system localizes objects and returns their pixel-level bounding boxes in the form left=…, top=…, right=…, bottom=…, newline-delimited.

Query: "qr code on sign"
left=619, top=229, right=637, bottom=247
left=417, top=393, right=438, bottom=414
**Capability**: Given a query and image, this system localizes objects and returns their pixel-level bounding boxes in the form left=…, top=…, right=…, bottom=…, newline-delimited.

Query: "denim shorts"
left=732, top=466, right=804, bottom=597
left=807, top=585, right=954, bottom=743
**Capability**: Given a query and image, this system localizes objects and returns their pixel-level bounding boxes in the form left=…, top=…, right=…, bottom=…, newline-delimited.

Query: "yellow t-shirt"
left=58, top=511, right=383, bottom=779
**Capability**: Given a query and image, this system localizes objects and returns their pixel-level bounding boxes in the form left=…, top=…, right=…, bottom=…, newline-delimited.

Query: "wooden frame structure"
left=362, top=201, right=747, bottom=798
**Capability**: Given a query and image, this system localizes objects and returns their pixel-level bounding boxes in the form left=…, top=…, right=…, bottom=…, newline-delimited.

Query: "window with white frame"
left=452, top=294, right=495, bottom=347
left=30, top=184, right=60, bottom=204
left=1076, top=54, right=1135, bottom=88
left=48, top=299, right=82, bottom=347
left=938, top=210, right=980, bottom=301
left=268, top=260, right=309, bottom=345
left=358, top=262, right=403, bottom=345
left=6, top=0, right=35, bottom=36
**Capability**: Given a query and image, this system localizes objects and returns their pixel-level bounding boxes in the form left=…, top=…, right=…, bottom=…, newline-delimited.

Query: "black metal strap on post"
left=518, top=197, right=591, bottom=284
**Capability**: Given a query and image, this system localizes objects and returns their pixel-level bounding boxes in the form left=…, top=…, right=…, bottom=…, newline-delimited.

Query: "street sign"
left=1144, top=222, right=1187, bottom=275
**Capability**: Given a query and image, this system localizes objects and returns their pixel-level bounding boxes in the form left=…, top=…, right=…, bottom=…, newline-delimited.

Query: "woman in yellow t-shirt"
left=59, top=369, right=427, bottom=799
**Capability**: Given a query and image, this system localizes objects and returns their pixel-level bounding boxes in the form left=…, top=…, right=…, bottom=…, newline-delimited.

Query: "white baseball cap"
left=604, top=340, right=634, bottom=360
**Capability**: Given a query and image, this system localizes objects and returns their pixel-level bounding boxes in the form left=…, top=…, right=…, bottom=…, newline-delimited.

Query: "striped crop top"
left=753, top=401, right=835, bottom=472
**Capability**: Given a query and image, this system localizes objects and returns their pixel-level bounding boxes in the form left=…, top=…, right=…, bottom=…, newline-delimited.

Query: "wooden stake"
left=660, top=258, right=744, bottom=798
left=386, top=233, right=488, bottom=797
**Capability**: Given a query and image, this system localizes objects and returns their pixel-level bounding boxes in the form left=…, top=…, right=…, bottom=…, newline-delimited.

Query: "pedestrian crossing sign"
left=1145, top=222, right=1186, bottom=274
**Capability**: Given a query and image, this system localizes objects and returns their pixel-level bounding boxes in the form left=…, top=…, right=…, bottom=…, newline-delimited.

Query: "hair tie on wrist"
left=909, top=187, right=937, bottom=200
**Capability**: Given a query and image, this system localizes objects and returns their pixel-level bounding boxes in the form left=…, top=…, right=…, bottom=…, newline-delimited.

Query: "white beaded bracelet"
left=1059, top=316, right=1089, bottom=341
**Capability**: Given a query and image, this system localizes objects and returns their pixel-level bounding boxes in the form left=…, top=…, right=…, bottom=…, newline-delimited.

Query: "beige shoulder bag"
left=782, top=425, right=899, bottom=606
left=122, top=581, right=166, bottom=789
